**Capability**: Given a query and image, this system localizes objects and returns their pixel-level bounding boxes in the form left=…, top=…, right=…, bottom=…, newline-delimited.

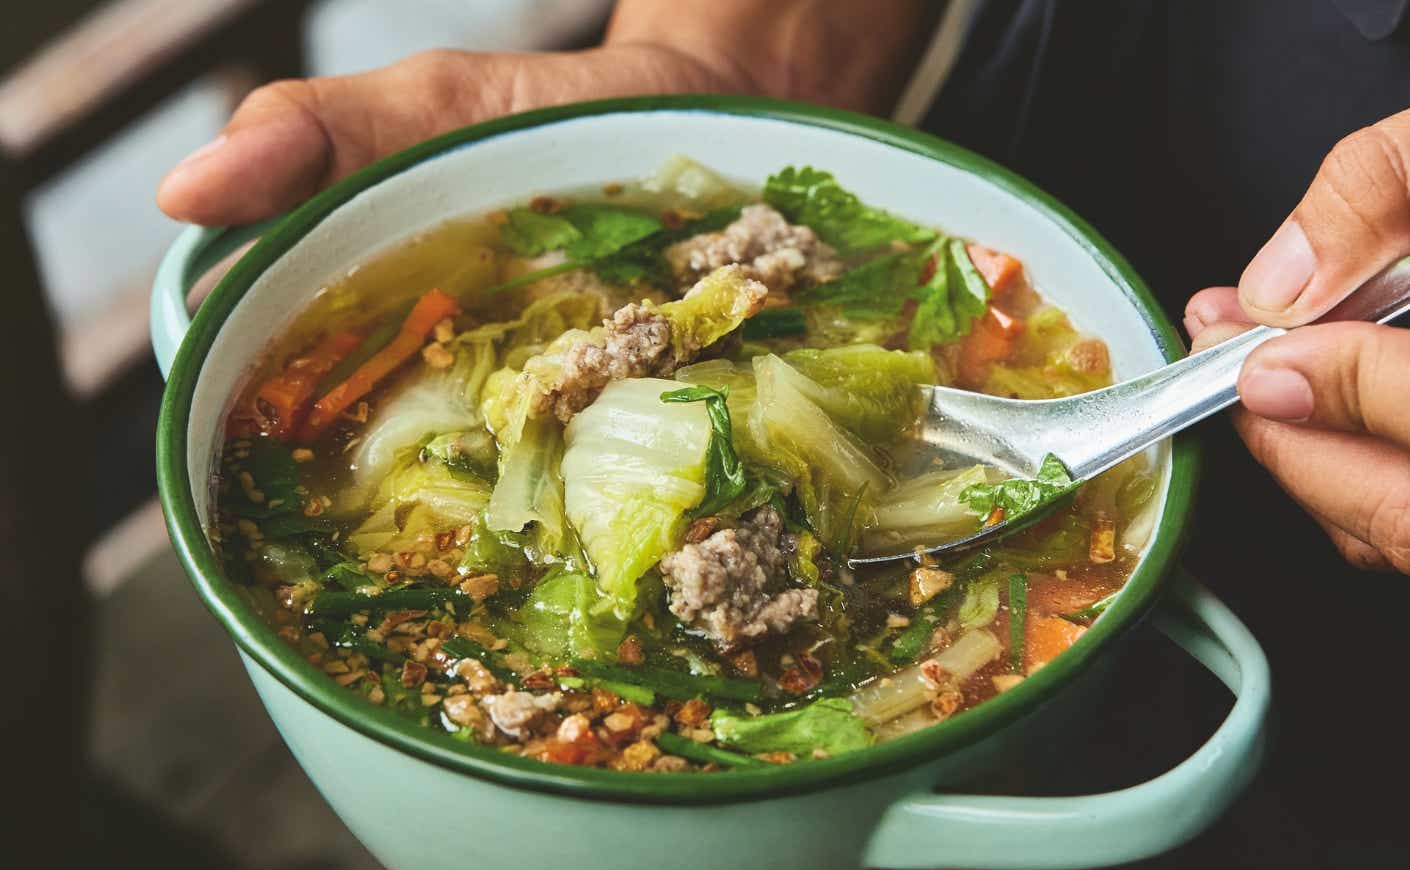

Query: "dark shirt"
left=926, top=3, right=1410, bottom=867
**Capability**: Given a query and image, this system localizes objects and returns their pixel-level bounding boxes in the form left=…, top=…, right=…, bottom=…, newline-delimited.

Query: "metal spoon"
left=850, top=257, right=1410, bottom=567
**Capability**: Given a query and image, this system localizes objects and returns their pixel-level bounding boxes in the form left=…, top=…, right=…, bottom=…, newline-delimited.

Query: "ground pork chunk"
left=480, top=690, right=562, bottom=740
left=664, top=203, right=844, bottom=294
left=541, top=267, right=767, bottom=423
left=659, top=506, right=819, bottom=648
left=545, top=303, right=675, bottom=422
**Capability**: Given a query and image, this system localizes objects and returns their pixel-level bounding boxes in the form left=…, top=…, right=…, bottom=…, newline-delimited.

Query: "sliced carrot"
left=296, top=289, right=461, bottom=443
left=966, top=244, right=1023, bottom=299
left=958, top=304, right=1024, bottom=387
left=249, top=330, right=364, bottom=440
left=1023, top=616, right=1086, bottom=673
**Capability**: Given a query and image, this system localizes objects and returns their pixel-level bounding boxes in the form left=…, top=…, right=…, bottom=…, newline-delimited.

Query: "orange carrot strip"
left=297, top=289, right=460, bottom=443
left=250, top=330, right=364, bottom=440
left=966, top=244, right=1023, bottom=298
left=1023, top=616, right=1085, bottom=673
left=958, top=304, right=1025, bottom=387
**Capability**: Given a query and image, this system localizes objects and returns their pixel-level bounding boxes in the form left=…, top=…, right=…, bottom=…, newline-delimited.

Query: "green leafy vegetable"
left=1007, top=573, right=1027, bottom=671
left=441, top=635, right=518, bottom=683
left=887, top=550, right=995, bottom=664
left=908, top=238, right=990, bottom=350
left=865, top=466, right=995, bottom=553
left=307, top=587, right=471, bottom=619
left=748, top=354, right=889, bottom=550
left=499, top=208, right=582, bottom=256
left=559, top=204, right=662, bottom=260
left=511, top=570, right=628, bottom=659
left=562, top=378, right=711, bottom=618
left=710, top=697, right=872, bottom=756
left=347, top=338, right=494, bottom=497
left=570, top=659, right=762, bottom=702
left=763, top=166, right=935, bottom=254
left=660, top=385, right=748, bottom=518
left=779, top=344, right=934, bottom=443
left=322, top=562, right=370, bottom=592
left=741, top=307, right=807, bottom=339
left=499, top=203, right=660, bottom=260
left=227, top=441, right=300, bottom=519
left=656, top=731, right=766, bottom=768
left=797, top=252, right=921, bottom=320
left=959, top=453, right=1078, bottom=525
left=957, top=574, right=1001, bottom=629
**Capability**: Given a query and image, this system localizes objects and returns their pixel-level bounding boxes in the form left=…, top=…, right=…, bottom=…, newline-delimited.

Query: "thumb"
left=156, top=50, right=519, bottom=225
left=1238, top=109, right=1410, bottom=327
left=156, top=46, right=725, bottom=226
left=1237, top=321, right=1410, bottom=448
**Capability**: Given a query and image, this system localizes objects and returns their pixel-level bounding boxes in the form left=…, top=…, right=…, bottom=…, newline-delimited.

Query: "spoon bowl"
left=852, top=256, right=1410, bottom=567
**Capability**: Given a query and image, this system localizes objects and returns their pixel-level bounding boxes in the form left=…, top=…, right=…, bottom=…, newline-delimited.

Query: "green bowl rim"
left=156, top=94, right=1200, bottom=805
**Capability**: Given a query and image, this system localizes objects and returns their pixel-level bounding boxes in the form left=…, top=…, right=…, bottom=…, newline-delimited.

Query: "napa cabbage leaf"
left=779, top=344, right=933, bottom=442
left=863, top=465, right=998, bottom=553
left=507, top=569, right=627, bottom=660
left=562, top=378, right=712, bottom=618
left=748, top=354, right=890, bottom=551
left=346, top=454, right=492, bottom=554
left=711, top=697, right=872, bottom=756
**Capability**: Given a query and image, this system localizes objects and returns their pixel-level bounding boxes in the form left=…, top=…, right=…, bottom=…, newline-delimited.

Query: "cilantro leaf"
left=559, top=204, right=661, bottom=260
left=660, top=385, right=748, bottom=518
left=763, top=166, right=936, bottom=254
left=798, top=251, right=923, bottom=320
left=908, top=238, right=990, bottom=350
left=499, top=208, right=581, bottom=256
left=959, top=454, right=1078, bottom=524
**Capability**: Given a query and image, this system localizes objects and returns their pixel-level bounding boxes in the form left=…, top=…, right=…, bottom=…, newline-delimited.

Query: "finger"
left=1183, top=286, right=1253, bottom=339
left=1188, top=320, right=1256, bottom=354
left=157, top=50, right=519, bottom=224
left=1236, top=322, right=1410, bottom=448
left=1270, top=459, right=1397, bottom=571
left=1229, top=406, right=1410, bottom=573
left=1238, top=109, right=1410, bottom=327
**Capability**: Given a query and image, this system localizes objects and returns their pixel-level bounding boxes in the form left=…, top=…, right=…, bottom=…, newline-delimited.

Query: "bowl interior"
left=164, top=99, right=1191, bottom=802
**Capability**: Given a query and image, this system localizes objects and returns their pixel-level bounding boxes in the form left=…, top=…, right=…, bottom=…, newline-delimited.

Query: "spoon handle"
left=1060, top=256, right=1410, bottom=481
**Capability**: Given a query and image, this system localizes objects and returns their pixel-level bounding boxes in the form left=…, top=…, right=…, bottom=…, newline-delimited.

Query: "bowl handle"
left=863, top=571, right=1271, bottom=869
left=150, top=221, right=279, bottom=380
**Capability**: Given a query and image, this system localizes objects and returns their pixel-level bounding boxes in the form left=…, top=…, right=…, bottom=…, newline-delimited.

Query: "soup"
left=211, top=158, right=1155, bottom=771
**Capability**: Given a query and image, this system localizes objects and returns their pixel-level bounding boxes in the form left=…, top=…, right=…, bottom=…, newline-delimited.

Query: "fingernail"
left=171, top=135, right=227, bottom=173
left=1242, top=220, right=1316, bottom=312
left=1240, top=367, right=1314, bottom=421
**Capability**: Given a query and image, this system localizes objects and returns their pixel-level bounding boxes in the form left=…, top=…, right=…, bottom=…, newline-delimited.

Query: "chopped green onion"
left=656, top=731, right=766, bottom=768
left=306, top=587, right=470, bottom=618
left=570, top=659, right=762, bottom=702
left=742, top=307, right=807, bottom=339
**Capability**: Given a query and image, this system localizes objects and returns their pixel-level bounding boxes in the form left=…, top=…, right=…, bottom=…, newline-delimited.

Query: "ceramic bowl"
left=152, top=96, right=1269, bottom=870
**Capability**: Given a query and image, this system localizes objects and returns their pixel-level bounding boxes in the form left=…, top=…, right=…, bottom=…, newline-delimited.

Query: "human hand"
left=1184, top=110, right=1410, bottom=573
left=157, top=0, right=937, bottom=226
left=155, top=44, right=737, bottom=225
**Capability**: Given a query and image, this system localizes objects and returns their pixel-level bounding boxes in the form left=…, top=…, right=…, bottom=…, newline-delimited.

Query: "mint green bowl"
left=152, top=96, right=1269, bottom=869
